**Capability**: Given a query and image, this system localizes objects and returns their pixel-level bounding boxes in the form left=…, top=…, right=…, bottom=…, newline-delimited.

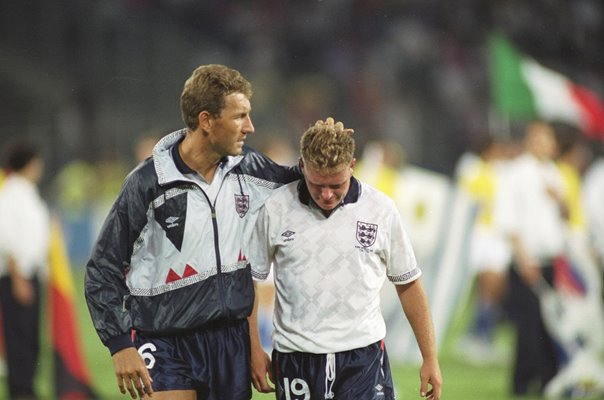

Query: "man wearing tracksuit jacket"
left=85, top=64, right=299, bottom=400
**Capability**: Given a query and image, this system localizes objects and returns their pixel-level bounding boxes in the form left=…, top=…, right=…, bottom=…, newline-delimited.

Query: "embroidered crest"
left=234, top=194, right=249, bottom=218
left=356, top=221, right=378, bottom=247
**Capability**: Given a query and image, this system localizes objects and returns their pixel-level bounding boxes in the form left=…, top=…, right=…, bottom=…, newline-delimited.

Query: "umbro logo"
left=166, top=216, right=179, bottom=228
left=281, top=230, right=295, bottom=242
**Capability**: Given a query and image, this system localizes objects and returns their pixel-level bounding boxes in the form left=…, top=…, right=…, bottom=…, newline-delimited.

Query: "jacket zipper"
left=181, top=163, right=241, bottom=318
left=198, top=190, right=228, bottom=316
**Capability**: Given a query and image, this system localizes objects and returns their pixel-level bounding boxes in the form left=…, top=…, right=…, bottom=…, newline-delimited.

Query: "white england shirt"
left=249, top=178, right=421, bottom=354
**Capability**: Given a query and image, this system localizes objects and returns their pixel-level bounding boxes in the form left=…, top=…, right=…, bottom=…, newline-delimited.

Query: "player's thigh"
left=144, top=389, right=196, bottom=400
left=272, top=350, right=324, bottom=399
left=194, top=320, right=252, bottom=399
left=336, top=341, right=395, bottom=400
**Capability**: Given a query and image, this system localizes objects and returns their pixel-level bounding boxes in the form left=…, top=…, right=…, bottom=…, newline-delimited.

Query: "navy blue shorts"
left=272, top=340, right=395, bottom=400
left=133, top=319, right=251, bottom=400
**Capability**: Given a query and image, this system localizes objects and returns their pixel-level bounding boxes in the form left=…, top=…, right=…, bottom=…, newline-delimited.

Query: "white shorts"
left=468, top=226, right=511, bottom=273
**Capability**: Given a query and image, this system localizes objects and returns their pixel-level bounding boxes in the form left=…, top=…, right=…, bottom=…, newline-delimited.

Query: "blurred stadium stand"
left=1, top=0, right=603, bottom=183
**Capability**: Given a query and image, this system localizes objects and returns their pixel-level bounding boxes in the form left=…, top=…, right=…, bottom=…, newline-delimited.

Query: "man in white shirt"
left=494, top=121, right=566, bottom=396
left=0, top=140, right=50, bottom=399
left=248, top=118, right=442, bottom=400
left=583, top=144, right=604, bottom=267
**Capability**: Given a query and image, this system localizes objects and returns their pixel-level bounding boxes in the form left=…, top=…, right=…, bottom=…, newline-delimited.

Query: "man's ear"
left=350, top=158, right=356, bottom=170
left=198, top=111, right=212, bottom=132
left=299, top=157, right=304, bottom=171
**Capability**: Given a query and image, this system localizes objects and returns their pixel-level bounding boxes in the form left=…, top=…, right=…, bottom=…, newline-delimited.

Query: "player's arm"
left=396, top=280, right=442, bottom=400
left=248, top=281, right=274, bottom=393
left=6, top=255, right=34, bottom=305
left=247, top=204, right=275, bottom=393
left=242, top=145, right=302, bottom=183
left=84, top=175, right=153, bottom=399
left=111, top=348, right=153, bottom=399
left=508, top=234, right=541, bottom=285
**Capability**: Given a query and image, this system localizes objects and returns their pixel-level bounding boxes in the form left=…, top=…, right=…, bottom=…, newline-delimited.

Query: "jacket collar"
left=152, top=129, right=243, bottom=185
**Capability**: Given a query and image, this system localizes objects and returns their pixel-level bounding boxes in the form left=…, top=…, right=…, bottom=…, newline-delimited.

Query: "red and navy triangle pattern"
left=165, top=264, right=199, bottom=284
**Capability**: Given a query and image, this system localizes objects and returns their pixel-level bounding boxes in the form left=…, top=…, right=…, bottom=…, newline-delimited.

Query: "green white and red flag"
left=488, top=32, right=604, bottom=140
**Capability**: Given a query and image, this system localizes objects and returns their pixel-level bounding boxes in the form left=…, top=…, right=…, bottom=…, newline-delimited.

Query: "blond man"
left=249, top=118, right=442, bottom=400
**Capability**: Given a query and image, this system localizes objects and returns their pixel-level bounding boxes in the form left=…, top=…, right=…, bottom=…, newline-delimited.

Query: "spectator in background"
left=248, top=117, right=442, bottom=399
left=553, top=125, right=602, bottom=289
left=456, top=135, right=511, bottom=365
left=0, top=140, right=50, bottom=400
left=547, top=122, right=604, bottom=400
left=554, top=123, right=591, bottom=234
left=134, top=133, right=160, bottom=164
left=355, top=140, right=406, bottom=199
left=0, top=165, right=5, bottom=377
left=495, top=121, right=565, bottom=396
left=583, top=140, right=604, bottom=268
left=260, top=135, right=297, bottom=166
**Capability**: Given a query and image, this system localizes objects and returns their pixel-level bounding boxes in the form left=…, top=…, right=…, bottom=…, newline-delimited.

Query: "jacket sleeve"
left=242, top=145, right=302, bottom=184
left=84, top=166, right=153, bottom=354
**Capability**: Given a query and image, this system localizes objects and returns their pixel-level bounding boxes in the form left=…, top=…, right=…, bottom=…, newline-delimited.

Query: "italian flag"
left=488, top=32, right=604, bottom=140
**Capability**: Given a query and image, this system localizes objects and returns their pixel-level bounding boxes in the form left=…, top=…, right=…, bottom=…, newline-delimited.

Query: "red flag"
left=49, top=218, right=97, bottom=399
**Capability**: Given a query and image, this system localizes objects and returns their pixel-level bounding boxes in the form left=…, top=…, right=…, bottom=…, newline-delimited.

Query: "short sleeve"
left=385, top=202, right=422, bottom=284
left=248, top=204, right=273, bottom=281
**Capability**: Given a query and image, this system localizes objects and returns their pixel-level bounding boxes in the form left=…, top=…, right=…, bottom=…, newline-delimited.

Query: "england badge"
left=356, top=221, right=378, bottom=247
left=234, top=194, right=249, bottom=218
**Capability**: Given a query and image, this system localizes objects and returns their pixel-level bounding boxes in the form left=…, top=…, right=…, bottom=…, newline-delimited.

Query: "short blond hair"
left=300, top=118, right=355, bottom=172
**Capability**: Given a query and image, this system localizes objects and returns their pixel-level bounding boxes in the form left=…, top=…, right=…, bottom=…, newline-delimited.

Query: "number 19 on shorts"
left=282, top=378, right=310, bottom=400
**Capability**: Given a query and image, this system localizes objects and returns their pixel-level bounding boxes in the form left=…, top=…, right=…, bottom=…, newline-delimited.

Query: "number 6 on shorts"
left=138, top=342, right=157, bottom=369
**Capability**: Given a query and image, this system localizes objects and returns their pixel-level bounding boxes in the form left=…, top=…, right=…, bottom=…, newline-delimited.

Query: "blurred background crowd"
left=2, top=0, right=602, bottom=258
left=2, top=0, right=603, bottom=180
left=1, top=0, right=604, bottom=398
